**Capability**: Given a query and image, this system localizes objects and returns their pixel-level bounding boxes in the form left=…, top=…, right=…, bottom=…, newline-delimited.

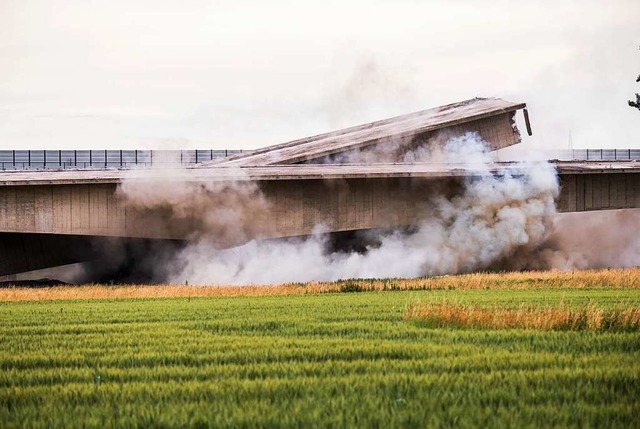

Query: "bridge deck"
left=0, top=161, right=637, bottom=186
left=212, top=98, right=526, bottom=166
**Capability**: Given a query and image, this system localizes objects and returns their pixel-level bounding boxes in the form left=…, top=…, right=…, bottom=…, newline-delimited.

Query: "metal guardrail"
left=563, top=148, right=640, bottom=161
left=497, top=149, right=640, bottom=162
left=0, top=149, right=244, bottom=171
left=1, top=148, right=638, bottom=171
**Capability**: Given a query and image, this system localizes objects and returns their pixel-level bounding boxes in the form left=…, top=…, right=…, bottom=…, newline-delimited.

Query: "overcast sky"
left=1, top=0, right=639, bottom=150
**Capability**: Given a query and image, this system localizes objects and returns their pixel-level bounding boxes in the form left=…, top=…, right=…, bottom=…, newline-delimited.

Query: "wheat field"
left=1, top=268, right=639, bottom=427
left=1, top=267, right=638, bottom=301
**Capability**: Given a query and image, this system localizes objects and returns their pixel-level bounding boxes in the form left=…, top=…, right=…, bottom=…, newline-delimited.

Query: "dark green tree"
left=629, top=46, right=640, bottom=111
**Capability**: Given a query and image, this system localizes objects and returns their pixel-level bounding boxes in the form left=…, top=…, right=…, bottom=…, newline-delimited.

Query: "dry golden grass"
left=404, top=301, right=640, bottom=331
left=0, top=284, right=307, bottom=302
left=0, top=267, right=638, bottom=302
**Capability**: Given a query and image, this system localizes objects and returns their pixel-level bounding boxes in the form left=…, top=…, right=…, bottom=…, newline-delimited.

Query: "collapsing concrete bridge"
left=1, top=97, right=639, bottom=277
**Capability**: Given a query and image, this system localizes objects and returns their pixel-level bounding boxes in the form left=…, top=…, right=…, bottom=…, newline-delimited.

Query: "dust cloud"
left=529, top=209, right=640, bottom=271
left=118, top=170, right=270, bottom=248
left=114, top=133, right=571, bottom=285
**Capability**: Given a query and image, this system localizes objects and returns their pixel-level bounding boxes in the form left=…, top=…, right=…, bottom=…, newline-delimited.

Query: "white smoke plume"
left=116, top=132, right=561, bottom=285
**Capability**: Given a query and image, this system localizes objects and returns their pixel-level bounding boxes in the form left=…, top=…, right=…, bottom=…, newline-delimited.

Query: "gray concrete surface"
left=0, top=167, right=639, bottom=276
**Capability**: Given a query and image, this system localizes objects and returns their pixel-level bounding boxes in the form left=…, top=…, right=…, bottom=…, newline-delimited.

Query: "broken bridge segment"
left=210, top=97, right=528, bottom=167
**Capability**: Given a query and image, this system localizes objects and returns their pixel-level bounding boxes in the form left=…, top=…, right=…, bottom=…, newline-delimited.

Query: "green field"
left=1, top=287, right=639, bottom=428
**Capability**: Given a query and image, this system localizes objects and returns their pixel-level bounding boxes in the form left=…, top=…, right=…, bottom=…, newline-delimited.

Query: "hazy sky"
left=1, top=0, right=639, bottom=150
